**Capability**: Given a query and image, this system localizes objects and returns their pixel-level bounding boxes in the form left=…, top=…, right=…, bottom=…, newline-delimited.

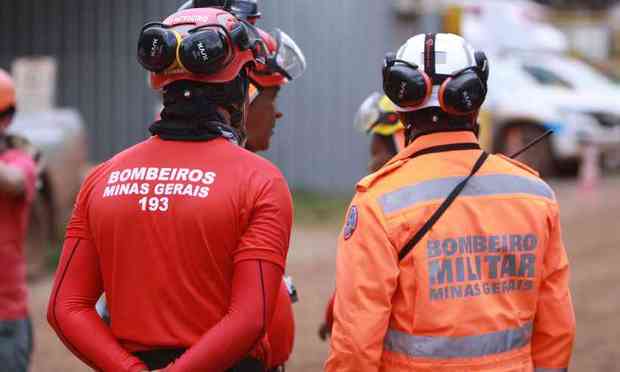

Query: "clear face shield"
left=268, top=29, right=307, bottom=81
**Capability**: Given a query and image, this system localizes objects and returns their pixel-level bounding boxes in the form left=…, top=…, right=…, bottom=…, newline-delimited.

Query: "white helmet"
left=383, top=33, right=488, bottom=115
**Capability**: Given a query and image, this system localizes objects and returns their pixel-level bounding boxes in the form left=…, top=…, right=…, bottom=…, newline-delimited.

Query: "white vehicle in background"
left=484, top=53, right=620, bottom=175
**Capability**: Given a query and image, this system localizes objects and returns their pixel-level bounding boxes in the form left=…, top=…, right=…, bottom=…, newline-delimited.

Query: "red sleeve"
left=267, top=281, right=295, bottom=366
left=167, top=260, right=283, bottom=372
left=3, top=150, right=37, bottom=202
left=233, top=175, right=293, bottom=269
left=47, top=237, right=147, bottom=372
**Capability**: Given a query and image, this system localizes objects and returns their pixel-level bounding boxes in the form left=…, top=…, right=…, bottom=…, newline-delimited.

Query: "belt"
left=133, top=348, right=186, bottom=370
left=133, top=349, right=273, bottom=372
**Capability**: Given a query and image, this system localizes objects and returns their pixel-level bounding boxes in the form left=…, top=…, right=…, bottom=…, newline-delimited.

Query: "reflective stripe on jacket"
left=325, top=131, right=575, bottom=372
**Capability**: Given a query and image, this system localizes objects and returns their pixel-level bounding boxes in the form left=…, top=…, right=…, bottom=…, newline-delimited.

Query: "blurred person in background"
left=0, top=68, right=37, bottom=372
left=325, top=33, right=575, bottom=372
left=47, top=7, right=293, bottom=372
left=355, top=93, right=407, bottom=173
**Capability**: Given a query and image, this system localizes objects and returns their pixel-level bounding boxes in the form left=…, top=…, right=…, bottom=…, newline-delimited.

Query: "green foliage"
left=292, top=190, right=352, bottom=226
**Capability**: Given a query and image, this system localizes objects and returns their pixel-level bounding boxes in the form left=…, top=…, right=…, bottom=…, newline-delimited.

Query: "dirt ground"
left=28, top=177, right=620, bottom=372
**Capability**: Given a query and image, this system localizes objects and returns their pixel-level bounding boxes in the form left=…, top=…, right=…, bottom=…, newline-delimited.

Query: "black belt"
left=133, top=349, right=274, bottom=371
left=133, top=348, right=186, bottom=370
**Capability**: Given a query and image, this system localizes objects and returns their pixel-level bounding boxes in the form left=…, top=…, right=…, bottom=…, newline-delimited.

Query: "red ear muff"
left=383, top=54, right=433, bottom=109
left=438, top=76, right=453, bottom=114
left=137, top=24, right=181, bottom=73
left=178, top=27, right=231, bottom=74
left=438, top=70, right=486, bottom=115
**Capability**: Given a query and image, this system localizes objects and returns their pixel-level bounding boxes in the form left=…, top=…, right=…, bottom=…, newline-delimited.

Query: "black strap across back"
left=398, top=146, right=489, bottom=261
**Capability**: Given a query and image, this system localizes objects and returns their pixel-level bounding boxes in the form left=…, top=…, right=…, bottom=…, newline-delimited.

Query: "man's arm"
left=325, top=201, right=399, bottom=372
left=167, top=260, right=282, bottom=372
left=168, top=174, right=293, bottom=371
left=0, top=158, right=30, bottom=197
left=318, top=292, right=335, bottom=341
left=531, top=204, right=576, bottom=370
left=47, top=237, right=148, bottom=372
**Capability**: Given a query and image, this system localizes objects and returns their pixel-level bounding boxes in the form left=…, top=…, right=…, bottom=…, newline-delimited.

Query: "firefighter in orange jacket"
left=325, top=33, right=575, bottom=372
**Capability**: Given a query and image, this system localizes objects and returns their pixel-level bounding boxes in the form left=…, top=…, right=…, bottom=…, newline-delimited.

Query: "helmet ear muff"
left=382, top=53, right=432, bottom=109
left=475, top=51, right=489, bottom=83
left=178, top=27, right=231, bottom=74
left=438, top=69, right=486, bottom=115
left=137, top=24, right=181, bottom=73
left=229, top=22, right=251, bottom=51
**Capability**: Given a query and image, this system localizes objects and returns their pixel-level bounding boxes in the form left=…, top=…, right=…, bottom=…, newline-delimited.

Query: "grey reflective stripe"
left=384, top=322, right=532, bottom=358
left=534, top=369, right=568, bottom=372
left=379, top=174, right=555, bottom=214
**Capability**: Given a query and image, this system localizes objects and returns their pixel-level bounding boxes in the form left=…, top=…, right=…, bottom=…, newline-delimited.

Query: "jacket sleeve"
left=531, top=204, right=576, bottom=370
left=325, top=199, right=399, bottom=372
left=47, top=238, right=147, bottom=372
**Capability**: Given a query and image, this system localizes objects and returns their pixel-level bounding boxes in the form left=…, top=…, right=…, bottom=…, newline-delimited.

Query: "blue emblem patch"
left=343, top=205, right=358, bottom=240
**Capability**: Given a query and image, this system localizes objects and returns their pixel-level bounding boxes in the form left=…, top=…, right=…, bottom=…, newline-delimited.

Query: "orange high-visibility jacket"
left=325, top=131, right=575, bottom=372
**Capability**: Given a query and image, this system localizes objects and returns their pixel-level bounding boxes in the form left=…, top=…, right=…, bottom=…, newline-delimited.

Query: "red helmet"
left=0, top=68, right=16, bottom=114
left=250, top=28, right=306, bottom=89
left=250, top=28, right=286, bottom=88
left=142, top=8, right=256, bottom=90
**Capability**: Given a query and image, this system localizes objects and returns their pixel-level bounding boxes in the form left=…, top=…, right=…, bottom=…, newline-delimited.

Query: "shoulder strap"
left=398, top=151, right=490, bottom=261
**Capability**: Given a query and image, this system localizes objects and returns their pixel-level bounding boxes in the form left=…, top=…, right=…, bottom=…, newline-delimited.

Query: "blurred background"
left=1, top=0, right=619, bottom=371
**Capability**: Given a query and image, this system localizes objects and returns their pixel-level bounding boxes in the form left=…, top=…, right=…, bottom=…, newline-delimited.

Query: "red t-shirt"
left=65, top=136, right=293, bottom=352
left=0, top=149, right=37, bottom=320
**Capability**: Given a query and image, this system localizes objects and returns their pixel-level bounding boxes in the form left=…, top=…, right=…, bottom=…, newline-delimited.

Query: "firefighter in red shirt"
left=0, top=68, right=37, bottom=372
left=181, top=3, right=307, bottom=368
left=95, top=5, right=306, bottom=369
left=47, top=8, right=293, bottom=372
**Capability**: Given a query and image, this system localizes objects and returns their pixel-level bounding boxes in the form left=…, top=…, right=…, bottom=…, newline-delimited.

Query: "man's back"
left=328, top=131, right=575, bottom=372
left=67, top=136, right=291, bottom=351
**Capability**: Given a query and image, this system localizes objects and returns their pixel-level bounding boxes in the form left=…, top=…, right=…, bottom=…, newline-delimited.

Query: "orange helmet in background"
left=138, top=8, right=257, bottom=90
left=0, top=68, right=16, bottom=116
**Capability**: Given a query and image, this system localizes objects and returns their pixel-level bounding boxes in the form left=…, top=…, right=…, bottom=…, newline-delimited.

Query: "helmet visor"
left=354, top=92, right=382, bottom=133
left=272, top=29, right=307, bottom=81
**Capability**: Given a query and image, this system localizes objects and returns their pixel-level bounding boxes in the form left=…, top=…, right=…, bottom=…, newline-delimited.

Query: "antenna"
left=509, top=129, right=554, bottom=159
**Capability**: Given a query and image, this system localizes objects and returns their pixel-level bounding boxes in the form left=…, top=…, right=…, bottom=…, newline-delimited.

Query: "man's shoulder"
left=356, top=160, right=406, bottom=193
left=235, top=146, right=286, bottom=180
left=494, top=154, right=540, bottom=177
left=491, top=154, right=556, bottom=201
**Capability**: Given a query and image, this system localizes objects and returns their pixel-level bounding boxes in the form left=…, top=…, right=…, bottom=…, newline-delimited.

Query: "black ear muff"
left=474, top=51, right=489, bottom=83
left=230, top=22, right=251, bottom=51
left=137, top=24, right=180, bottom=73
left=382, top=53, right=397, bottom=80
left=179, top=28, right=230, bottom=74
left=439, top=70, right=486, bottom=115
left=382, top=53, right=432, bottom=109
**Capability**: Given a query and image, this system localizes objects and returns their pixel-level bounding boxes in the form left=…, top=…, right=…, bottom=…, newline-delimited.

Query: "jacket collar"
left=388, top=131, right=479, bottom=165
